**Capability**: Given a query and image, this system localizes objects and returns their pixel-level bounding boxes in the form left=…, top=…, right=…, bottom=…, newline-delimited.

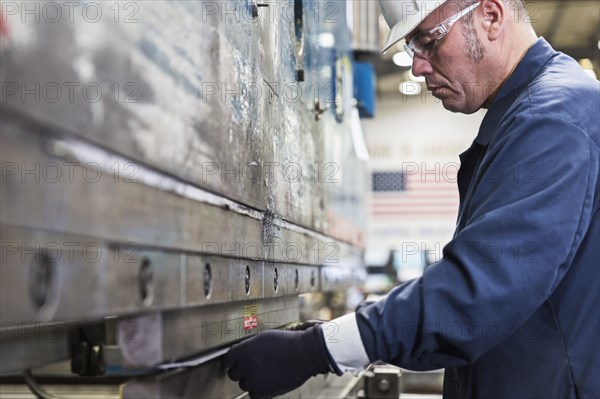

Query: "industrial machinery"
left=0, top=0, right=372, bottom=397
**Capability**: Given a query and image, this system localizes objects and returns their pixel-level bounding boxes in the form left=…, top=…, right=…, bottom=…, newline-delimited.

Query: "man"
left=225, top=0, right=600, bottom=397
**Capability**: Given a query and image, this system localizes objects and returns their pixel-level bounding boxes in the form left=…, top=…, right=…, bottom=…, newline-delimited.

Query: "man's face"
left=407, top=2, right=489, bottom=114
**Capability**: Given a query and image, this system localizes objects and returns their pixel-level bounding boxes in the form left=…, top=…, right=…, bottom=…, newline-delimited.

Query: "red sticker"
left=243, top=304, right=258, bottom=330
left=0, top=15, right=8, bottom=37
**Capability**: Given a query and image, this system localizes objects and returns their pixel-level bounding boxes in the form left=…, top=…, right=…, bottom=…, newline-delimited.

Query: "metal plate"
left=0, top=1, right=368, bottom=239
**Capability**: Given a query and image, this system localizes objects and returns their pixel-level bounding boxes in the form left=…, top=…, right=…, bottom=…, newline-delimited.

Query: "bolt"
left=377, top=378, right=390, bottom=392
left=314, top=99, right=327, bottom=121
left=249, top=2, right=269, bottom=18
left=250, top=4, right=258, bottom=18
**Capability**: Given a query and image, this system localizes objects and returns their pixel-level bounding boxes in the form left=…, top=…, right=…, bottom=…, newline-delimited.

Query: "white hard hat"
left=379, top=1, right=447, bottom=53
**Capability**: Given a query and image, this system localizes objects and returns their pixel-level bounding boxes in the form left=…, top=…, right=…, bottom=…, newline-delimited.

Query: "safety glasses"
left=404, top=1, right=481, bottom=59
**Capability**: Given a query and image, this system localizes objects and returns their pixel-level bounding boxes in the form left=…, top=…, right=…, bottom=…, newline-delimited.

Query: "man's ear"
left=480, top=0, right=505, bottom=41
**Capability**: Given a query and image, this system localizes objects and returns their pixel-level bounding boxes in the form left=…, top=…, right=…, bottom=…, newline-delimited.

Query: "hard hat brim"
left=381, top=8, right=438, bottom=54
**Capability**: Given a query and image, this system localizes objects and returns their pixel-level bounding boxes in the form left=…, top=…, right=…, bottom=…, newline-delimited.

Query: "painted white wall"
left=363, top=91, right=486, bottom=266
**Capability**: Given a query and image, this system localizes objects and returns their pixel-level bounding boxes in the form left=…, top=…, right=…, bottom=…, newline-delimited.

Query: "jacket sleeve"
left=324, top=115, right=598, bottom=371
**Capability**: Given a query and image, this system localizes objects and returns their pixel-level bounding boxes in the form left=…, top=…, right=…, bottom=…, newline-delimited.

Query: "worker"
left=224, top=0, right=600, bottom=397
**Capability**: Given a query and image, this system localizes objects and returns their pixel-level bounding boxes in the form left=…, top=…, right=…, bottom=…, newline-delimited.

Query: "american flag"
left=371, top=170, right=459, bottom=218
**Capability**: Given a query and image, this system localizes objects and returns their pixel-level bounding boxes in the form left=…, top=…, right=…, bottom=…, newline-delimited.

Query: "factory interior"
left=1, top=1, right=599, bottom=398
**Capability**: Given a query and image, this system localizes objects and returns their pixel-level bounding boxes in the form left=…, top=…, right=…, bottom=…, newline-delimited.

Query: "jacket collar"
left=475, top=37, right=557, bottom=146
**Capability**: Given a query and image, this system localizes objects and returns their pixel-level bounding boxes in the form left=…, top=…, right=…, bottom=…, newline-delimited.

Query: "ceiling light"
left=393, top=52, right=412, bottom=67
left=579, top=58, right=593, bottom=69
left=399, top=81, right=421, bottom=96
left=317, top=33, right=335, bottom=48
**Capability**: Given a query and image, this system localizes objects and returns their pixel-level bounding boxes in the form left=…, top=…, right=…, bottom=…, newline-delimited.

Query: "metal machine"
left=0, top=0, right=370, bottom=397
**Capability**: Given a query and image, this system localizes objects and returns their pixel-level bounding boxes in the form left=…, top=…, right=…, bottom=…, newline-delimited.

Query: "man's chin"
left=441, top=100, right=479, bottom=114
left=437, top=95, right=477, bottom=114
left=440, top=98, right=462, bottom=113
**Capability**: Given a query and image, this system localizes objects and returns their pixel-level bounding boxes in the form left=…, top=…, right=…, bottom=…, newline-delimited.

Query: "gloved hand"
left=224, top=324, right=339, bottom=399
left=281, top=319, right=326, bottom=331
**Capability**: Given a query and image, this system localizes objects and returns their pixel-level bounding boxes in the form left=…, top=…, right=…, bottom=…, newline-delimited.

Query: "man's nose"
left=411, top=55, right=433, bottom=77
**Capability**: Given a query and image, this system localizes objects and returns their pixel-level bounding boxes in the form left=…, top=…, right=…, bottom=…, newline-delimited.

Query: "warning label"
left=243, top=304, right=258, bottom=330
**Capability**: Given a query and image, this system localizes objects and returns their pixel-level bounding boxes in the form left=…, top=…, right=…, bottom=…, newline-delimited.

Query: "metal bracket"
left=70, top=324, right=106, bottom=377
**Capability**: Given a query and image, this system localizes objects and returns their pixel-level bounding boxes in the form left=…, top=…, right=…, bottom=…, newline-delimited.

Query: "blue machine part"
left=353, top=61, right=376, bottom=118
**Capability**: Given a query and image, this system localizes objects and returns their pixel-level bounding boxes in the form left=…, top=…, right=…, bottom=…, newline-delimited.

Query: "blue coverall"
left=326, top=38, right=600, bottom=398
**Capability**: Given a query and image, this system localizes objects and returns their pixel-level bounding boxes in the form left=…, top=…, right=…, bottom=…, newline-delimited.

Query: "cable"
left=22, top=370, right=63, bottom=399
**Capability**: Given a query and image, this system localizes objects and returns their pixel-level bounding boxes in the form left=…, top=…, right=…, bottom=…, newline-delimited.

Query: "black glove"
left=224, top=324, right=339, bottom=399
left=281, top=319, right=326, bottom=331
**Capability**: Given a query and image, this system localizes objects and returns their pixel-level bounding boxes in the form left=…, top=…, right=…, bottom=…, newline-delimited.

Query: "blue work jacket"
left=355, top=38, right=600, bottom=397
